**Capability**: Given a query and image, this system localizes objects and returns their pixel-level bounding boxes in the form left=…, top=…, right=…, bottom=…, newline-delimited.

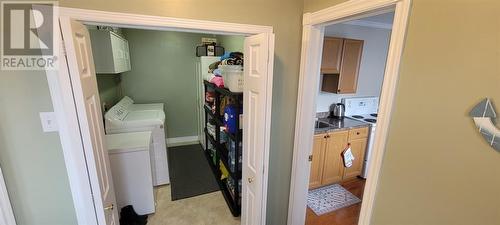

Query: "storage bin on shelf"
left=219, top=65, right=243, bottom=92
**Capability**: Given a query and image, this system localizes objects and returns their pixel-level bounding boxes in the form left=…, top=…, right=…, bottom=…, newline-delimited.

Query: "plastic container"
left=219, top=65, right=243, bottom=92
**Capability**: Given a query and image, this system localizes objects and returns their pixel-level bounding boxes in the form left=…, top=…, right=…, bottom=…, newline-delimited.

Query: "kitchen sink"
left=315, top=121, right=331, bottom=129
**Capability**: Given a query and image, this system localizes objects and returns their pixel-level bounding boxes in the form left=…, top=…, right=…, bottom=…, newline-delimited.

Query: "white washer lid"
left=106, top=131, right=152, bottom=154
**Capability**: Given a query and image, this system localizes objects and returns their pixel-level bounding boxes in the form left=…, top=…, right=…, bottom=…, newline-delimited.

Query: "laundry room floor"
left=147, top=185, right=240, bottom=225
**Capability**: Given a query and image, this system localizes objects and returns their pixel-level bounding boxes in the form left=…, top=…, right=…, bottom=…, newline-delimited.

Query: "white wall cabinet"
left=89, top=30, right=131, bottom=74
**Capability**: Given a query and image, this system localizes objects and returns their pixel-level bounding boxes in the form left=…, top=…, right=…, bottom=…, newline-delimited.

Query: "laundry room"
left=88, top=25, right=245, bottom=225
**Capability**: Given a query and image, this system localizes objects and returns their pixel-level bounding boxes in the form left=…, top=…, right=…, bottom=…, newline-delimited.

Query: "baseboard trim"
left=166, top=136, right=200, bottom=147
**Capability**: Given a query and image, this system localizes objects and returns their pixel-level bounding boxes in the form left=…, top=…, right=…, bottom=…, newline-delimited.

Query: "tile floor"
left=147, top=185, right=240, bottom=225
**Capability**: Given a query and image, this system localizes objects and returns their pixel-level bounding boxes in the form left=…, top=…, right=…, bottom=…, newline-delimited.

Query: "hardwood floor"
left=305, top=178, right=366, bottom=225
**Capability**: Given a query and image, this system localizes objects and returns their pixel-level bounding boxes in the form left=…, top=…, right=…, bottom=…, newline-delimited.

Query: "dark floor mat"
left=168, top=144, right=219, bottom=200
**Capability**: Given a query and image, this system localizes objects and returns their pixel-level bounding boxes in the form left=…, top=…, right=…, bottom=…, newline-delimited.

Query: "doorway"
left=53, top=7, right=274, bottom=225
left=287, top=0, right=411, bottom=225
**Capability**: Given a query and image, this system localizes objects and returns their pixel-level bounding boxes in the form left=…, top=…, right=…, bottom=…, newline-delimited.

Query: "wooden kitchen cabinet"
left=321, top=37, right=364, bottom=94
left=321, top=37, right=344, bottom=74
left=309, top=134, right=327, bottom=189
left=309, top=127, right=369, bottom=189
left=321, top=131, right=348, bottom=185
left=343, top=134, right=368, bottom=179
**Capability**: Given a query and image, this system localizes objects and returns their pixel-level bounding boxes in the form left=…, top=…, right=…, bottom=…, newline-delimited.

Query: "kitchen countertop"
left=315, top=117, right=370, bottom=134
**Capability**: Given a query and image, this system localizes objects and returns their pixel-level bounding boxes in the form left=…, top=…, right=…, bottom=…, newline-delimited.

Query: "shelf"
left=204, top=80, right=243, bottom=96
left=219, top=178, right=241, bottom=216
left=203, top=78, right=241, bottom=217
left=204, top=129, right=241, bottom=179
left=224, top=129, right=242, bottom=142
left=203, top=140, right=241, bottom=217
left=204, top=104, right=223, bottom=125
left=218, top=144, right=241, bottom=177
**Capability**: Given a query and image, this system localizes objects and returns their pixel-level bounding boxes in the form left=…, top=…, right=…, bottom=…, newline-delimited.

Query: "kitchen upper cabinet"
left=309, top=127, right=368, bottom=189
left=321, top=37, right=343, bottom=74
left=321, top=37, right=364, bottom=94
left=321, top=131, right=348, bottom=185
left=89, top=29, right=131, bottom=74
left=309, top=134, right=327, bottom=189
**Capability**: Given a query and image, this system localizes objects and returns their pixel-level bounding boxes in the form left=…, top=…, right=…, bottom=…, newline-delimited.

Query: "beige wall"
left=305, top=0, right=500, bottom=224
left=66, top=0, right=304, bottom=224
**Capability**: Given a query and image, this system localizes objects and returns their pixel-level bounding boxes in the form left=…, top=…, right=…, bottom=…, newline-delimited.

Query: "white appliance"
left=105, top=97, right=169, bottom=186
left=197, top=56, right=220, bottom=148
left=107, top=131, right=155, bottom=215
left=116, top=96, right=164, bottom=112
left=342, top=96, right=379, bottom=179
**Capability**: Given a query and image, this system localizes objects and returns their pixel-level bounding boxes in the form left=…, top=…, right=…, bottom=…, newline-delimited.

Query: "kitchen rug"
left=168, top=144, right=219, bottom=200
left=307, top=184, right=361, bottom=215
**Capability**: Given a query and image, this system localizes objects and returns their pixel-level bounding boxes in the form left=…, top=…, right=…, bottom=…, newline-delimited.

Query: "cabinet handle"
left=356, top=132, right=360, bottom=135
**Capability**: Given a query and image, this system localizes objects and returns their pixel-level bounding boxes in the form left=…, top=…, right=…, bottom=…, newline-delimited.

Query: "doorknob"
left=104, top=204, right=114, bottom=211
left=248, top=177, right=255, bottom=183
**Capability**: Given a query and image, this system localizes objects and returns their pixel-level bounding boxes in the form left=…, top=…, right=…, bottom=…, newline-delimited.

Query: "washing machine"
left=107, top=131, right=155, bottom=215
left=105, top=98, right=169, bottom=186
left=116, top=96, right=164, bottom=112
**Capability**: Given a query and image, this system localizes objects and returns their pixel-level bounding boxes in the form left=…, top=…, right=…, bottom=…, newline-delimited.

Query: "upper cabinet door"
left=338, top=39, right=363, bottom=94
left=321, top=37, right=344, bottom=74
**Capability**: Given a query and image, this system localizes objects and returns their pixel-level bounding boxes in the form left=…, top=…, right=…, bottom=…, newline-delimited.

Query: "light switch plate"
left=39, top=112, right=58, bottom=132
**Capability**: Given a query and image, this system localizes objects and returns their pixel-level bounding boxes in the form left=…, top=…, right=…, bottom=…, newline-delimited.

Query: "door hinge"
left=308, top=155, right=313, bottom=161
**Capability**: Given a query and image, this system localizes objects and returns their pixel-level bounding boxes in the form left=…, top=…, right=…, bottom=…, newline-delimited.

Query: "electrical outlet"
left=39, top=112, right=58, bottom=132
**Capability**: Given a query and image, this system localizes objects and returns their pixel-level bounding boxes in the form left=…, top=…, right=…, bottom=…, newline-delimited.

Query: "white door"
left=0, top=167, right=16, bottom=225
left=60, top=19, right=119, bottom=225
left=242, top=33, right=275, bottom=225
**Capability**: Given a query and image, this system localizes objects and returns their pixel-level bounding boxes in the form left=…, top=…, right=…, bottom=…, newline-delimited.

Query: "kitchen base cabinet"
left=309, top=134, right=327, bottom=189
left=321, top=131, right=348, bottom=185
left=309, top=126, right=369, bottom=189
left=343, top=138, right=367, bottom=180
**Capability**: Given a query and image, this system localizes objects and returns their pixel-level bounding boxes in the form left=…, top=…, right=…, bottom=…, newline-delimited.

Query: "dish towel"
left=342, top=147, right=355, bottom=167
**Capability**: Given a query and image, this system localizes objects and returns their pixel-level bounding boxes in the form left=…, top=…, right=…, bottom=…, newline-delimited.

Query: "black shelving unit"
left=203, top=80, right=243, bottom=217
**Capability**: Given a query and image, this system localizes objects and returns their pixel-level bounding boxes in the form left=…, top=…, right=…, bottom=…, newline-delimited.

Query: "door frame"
left=0, top=167, right=16, bottom=225
left=287, top=0, right=411, bottom=225
left=49, top=7, right=274, bottom=225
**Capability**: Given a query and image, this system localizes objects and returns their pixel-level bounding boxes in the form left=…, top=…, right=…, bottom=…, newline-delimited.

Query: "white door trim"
left=287, top=0, right=411, bottom=225
left=49, top=7, right=274, bottom=225
left=0, top=167, right=16, bottom=225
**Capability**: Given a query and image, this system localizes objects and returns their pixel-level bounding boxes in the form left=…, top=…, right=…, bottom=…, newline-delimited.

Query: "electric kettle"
left=332, top=103, right=345, bottom=118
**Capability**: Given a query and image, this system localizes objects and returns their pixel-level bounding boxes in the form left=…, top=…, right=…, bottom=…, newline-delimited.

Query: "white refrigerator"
left=197, top=56, right=220, bottom=149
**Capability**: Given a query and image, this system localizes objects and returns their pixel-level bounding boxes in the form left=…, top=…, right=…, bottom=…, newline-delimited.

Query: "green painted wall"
left=96, top=75, right=122, bottom=111
left=304, top=0, right=500, bottom=224
left=219, top=35, right=245, bottom=53
left=120, top=29, right=243, bottom=138
left=0, top=71, right=77, bottom=225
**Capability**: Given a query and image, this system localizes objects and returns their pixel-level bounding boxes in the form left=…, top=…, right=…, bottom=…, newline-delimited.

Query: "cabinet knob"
left=356, top=132, right=360, bottom=135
